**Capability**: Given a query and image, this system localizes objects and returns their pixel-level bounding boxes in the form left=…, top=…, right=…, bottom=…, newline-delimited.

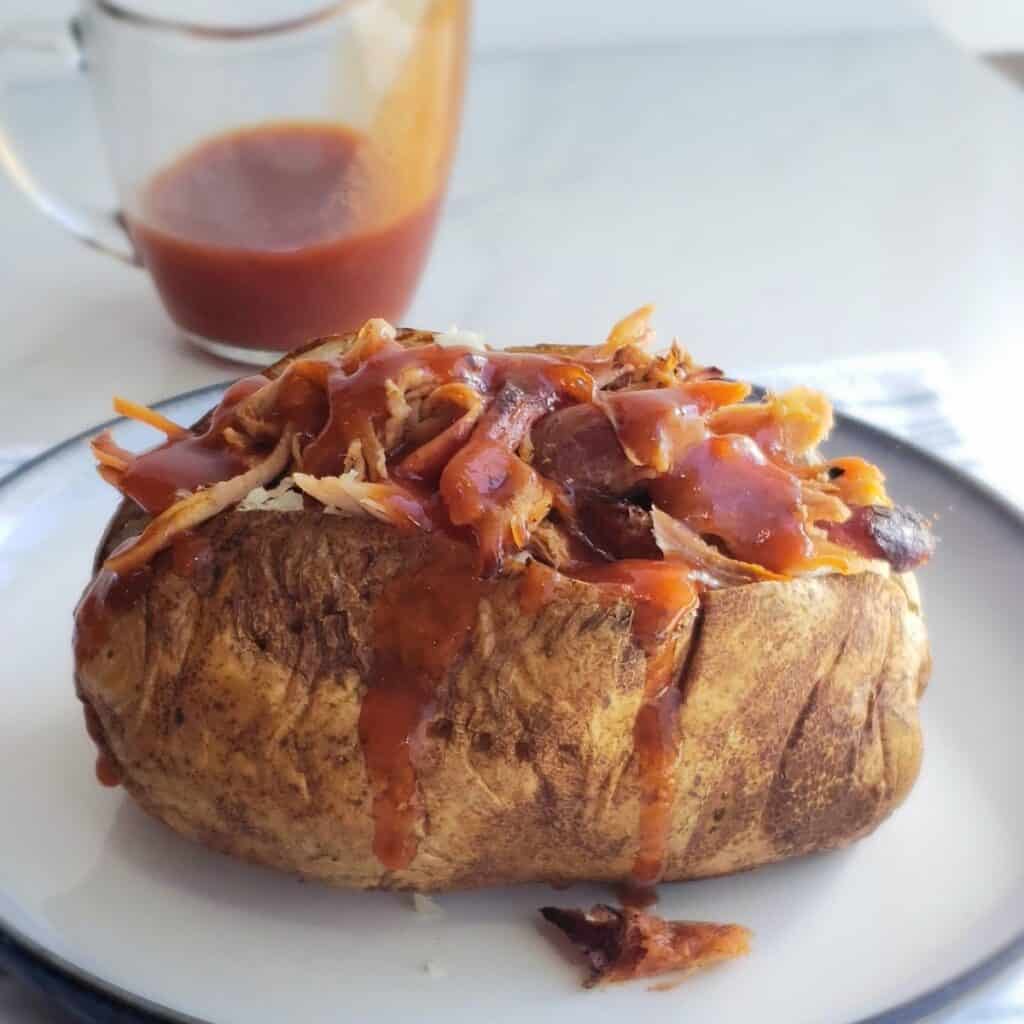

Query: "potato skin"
left=75, top=503, right=929, bottom=891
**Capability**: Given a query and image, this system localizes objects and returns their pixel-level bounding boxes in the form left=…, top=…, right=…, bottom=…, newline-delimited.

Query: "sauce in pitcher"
left=130, top=122, right=443, bottom=352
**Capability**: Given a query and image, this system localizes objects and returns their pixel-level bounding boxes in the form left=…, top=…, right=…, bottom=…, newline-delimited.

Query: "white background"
left=5, top=0, right=928, bottom=51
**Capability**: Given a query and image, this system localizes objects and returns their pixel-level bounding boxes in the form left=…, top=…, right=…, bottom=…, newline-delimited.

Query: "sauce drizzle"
left=651, top=435, right=812, bottom=573
left=73, top=557, right=152, bottom=664
left=359, top=548, right=490, bottom=870
left=117, top=375, right=267, bottom=515
left=526, top=560, right=698, bottom=886
left=302, top=342, right=594, bottom=478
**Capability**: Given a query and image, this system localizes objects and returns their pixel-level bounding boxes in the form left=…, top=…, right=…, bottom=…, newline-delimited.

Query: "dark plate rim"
left=1, top=383, right=1022, bottom=1024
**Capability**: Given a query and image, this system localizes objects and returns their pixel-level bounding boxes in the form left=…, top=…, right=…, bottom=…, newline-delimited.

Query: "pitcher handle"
left=0, top=17, right=139, bottom=264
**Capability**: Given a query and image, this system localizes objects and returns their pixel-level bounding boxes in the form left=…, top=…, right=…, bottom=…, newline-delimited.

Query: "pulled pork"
left=89, top=306, right=935, bottom=580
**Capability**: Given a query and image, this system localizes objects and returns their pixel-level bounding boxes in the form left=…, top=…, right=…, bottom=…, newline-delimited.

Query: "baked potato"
left=74, top=311, right=932, bottom=892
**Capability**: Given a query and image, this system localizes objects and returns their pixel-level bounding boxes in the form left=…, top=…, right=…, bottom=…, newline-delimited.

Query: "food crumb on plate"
left=411, top=892, right=444, bottom=917
left=540, top=904, right=750, bottom=987
left=422, top=959, right=448, bottom=979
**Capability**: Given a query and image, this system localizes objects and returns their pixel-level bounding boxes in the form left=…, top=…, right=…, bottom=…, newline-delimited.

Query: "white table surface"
left=1, top=22, right=1024, bottom=1024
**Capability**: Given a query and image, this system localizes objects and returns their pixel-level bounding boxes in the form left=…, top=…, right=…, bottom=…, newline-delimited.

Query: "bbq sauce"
left=82, top=704, right=122, bottom=788
left=360, top=548, right=492, bottom=870
left=651, top=435, right=812, bottom=573
left=73, top=556, right=151, bottom=664
left=302, top=343, right=593, bottom=478
left=117, top=376, right=267, bottom=515
left=520, top=559, right=696, bottom=886
left=571, top=561, right=697, bottom=886
left=129, top=122, right=444, bottom=352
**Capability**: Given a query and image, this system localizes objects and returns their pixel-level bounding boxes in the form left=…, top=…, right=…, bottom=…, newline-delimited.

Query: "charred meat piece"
left=576, top=498, right=660, bottom=561
left=531, top=405, right=653, bottom=499
left=824, top=504, right=935, bottom=572
left=540, top=904, right=751, bottom=987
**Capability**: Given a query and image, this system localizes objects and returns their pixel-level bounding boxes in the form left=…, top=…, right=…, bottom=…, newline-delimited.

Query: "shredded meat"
left=292, top=472, right=433, bottom=530
left=440, top=383, right=555, bottom=575
left=395, top=383, right=485, bottom=483
left=824, top=504, right=935, bottom=572
left=105, top=428, right=294, bottom=575
left=540, top=904, right=751, bottom=987
left=112, top=397, right=189, bottom=440
left=590, top=303, right=656, bottom=360
left=531, top=404, right=653, bottom=499
left=576, top=498, right=661, bottom=561
left=89, top=309, right=934, bottom=582
left=709, top=387, right=832, bottom=459
left=651, top=507, right=783, bottom=585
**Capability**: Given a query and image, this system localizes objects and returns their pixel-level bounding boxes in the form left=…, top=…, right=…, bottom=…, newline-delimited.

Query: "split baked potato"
left=74, top=311, right=932, bottom=892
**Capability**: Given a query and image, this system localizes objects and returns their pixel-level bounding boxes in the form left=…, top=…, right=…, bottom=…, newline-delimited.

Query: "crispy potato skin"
left=75, top=504, right=929, bottom=890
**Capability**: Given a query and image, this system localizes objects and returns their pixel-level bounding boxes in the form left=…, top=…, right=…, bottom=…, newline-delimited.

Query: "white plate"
left=1, top=387, right=1022, bottom=1024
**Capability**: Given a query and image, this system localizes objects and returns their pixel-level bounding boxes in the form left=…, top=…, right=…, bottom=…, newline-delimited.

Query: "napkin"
left=750, top=349, right=977, bottom=473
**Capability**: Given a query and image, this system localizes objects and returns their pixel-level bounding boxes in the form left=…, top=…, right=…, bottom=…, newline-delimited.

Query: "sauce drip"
left=438, top=381, right=565, bottom=572
left=616, top=881, right=660, bottom=909
left=129, top=122, right=445, bottom=352
left=359, top=549, right=490, bottom=870
left=569, top=561, right=697, bottom=886
left=73, top=557, right=152, bottom=663
left=119, top=440, right=247, bottom=516
left=82, top=704, right=123, bottom=788
left=651, top=435, right=813, bottom=573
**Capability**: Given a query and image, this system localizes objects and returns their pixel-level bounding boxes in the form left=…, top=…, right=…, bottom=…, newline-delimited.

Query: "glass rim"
left=90, top=0, right=356, bottom=40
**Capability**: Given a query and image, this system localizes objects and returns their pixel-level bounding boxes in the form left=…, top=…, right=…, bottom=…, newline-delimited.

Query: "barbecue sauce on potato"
left=519, top=559, right=697, bottom=884
left=360, top=548, right=493, bottom=871
left=117, top=376, right=268, bottom=515
left=571, top=562, right=697, bottom=885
